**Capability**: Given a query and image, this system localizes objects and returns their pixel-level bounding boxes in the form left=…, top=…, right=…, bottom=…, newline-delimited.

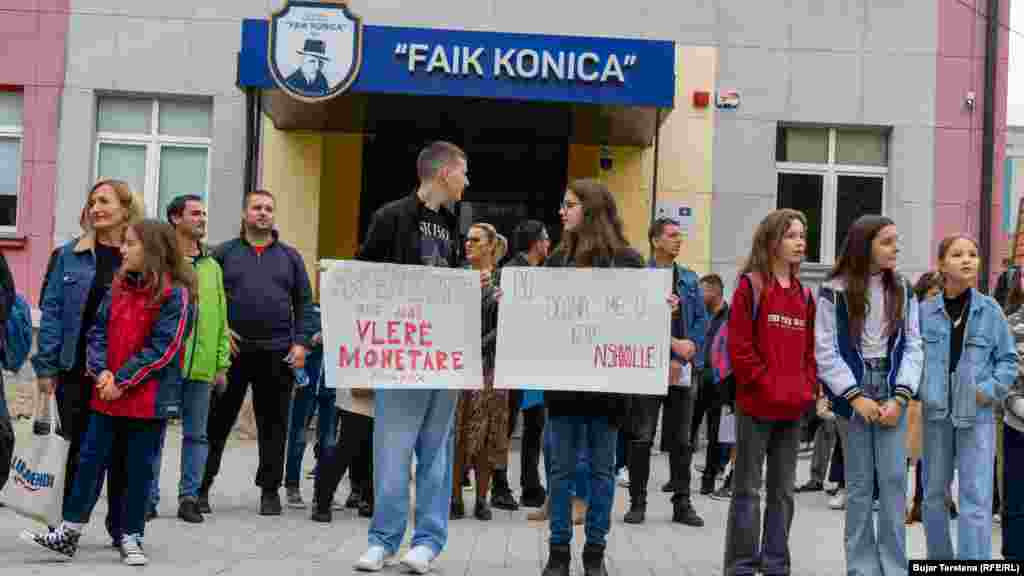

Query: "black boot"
left=198, top=481, right=212, bottom=514
left=491, top=469, right=519, bottom=511
left=541, top=544, right=571, bottom=576
left=672, top=497, right=705, bottom=527
left=624, top=441, right=651, bottom=524
left=582, top=542, right=607, bottom=576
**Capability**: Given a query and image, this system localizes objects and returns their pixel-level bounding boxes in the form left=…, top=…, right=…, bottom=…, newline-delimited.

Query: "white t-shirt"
left=860, top=275, right=889, bottom=359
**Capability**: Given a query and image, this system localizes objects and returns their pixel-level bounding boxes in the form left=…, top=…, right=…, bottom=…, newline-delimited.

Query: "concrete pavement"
left=0, top=415, right=1005, bottom=575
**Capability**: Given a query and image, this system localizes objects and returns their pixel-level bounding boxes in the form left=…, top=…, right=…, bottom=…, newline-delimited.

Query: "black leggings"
left=313, top=410, right=373, bottom=509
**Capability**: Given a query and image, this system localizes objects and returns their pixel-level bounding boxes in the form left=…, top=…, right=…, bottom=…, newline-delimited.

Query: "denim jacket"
left=31, top=235, right=100, bottom=378
left=649, top=259, right=707, bottom=370
left=919, top=288, right=1017, bottom=427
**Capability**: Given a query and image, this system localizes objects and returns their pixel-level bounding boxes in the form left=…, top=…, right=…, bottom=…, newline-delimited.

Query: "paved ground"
left=0, top=378, right=1006, bottom=575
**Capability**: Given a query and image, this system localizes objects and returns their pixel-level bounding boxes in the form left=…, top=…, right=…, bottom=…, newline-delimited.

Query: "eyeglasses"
left=560, top=200, right=581, bottom=210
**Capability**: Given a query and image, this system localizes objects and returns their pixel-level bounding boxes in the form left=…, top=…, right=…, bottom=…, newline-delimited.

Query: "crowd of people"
left=0, top=140, right=1019, bottom=575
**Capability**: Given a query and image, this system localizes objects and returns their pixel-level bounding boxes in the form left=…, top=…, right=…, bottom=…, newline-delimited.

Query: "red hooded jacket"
left=726, top=273, right=816, bottom=421
left=86, top=273, right=190, bottom=420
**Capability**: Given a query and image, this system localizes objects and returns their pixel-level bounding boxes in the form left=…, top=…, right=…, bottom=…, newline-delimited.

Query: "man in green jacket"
left=148, top=194, right=231, bottom=524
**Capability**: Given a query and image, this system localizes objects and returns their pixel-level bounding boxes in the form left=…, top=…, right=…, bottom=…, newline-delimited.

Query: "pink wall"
left=934, top=0, right=1011, bottom=287
left=0, top=0, right=69, bottom=308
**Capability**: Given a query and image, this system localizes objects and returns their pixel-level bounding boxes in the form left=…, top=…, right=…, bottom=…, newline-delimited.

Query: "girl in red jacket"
left=21, top=219, right=193, bottom=567
left=723, top=209, right=817, bottom=576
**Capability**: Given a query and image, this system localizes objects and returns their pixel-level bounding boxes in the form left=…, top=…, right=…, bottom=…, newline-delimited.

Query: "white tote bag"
left=1, top=396, right=68, bottom=527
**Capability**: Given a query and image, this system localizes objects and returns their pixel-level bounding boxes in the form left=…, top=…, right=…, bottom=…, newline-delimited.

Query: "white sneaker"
left=829, top=490, right=848, bottom=510
left=400, top=545, right=436, bottom=574
left=616, top=468, right=630, bottom=487
left=355, top=546, right=395, bottom=572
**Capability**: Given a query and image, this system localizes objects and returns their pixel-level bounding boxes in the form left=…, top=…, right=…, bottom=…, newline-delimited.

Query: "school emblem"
left=268, top=0, right=363, bottom=103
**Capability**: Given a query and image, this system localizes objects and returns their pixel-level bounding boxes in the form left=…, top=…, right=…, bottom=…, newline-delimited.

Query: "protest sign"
left=494, top=267, right=672, bottom=395
left=320, top=260, right=482, bottom=389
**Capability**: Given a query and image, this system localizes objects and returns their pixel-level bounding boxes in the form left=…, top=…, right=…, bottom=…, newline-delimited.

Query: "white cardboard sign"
left=494, top=267, right=672, bottom=395
left=319, top=260, right=482, bottom=390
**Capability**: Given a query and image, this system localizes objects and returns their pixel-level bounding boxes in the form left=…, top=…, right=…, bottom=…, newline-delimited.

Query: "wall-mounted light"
left=692, top=90, right=710, bottom=109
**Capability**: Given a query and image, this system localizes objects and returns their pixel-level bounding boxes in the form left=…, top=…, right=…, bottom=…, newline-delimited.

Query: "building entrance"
left=360, top=134, right=569, bottom=259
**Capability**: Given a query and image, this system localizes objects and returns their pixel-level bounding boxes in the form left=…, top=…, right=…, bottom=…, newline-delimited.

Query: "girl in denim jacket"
left=919, top=235, right=1016, bottom=560
left=815, top=216, right=923, bottom=576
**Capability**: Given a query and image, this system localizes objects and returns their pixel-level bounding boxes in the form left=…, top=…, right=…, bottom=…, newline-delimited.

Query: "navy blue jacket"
left=814, top=278, right=923, bottom=419
left=213, top=231, right=314, bottom=351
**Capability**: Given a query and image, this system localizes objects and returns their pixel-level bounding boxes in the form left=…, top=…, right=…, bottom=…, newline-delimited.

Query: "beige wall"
left=259, top=115, right=323, bottom=292
left=567, top=46, right=717, bottom=272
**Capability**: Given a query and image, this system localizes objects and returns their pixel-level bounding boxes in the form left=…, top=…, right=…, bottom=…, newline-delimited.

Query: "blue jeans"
left=149, top=379, right=212, bottom=508
left=547, top=415, right=616, bottom=547
left=922, top=416, right=996, bottom=560
left=65, top=413, right=164, bottom=539
left=543, top=420, right=591, bottom=503
left=285, top=380, right=336, bottom=488
left=843, top=362, right=907, bottom=576
left=370, top=389, right=458, bottom=556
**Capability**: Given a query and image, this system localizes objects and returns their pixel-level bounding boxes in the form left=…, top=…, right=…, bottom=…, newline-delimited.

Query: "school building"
left=1, top=0, right=1011, bottom=306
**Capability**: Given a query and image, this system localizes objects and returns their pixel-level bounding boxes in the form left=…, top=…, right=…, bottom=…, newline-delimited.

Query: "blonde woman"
left=31, top=179, right=144, bottom=544
left=451, top=223, right=508, bottom=521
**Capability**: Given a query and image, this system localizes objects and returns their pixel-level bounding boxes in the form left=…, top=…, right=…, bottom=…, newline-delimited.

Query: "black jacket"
left=358, top=192, right=461, bottom=267
left=213, top=231, right=313, bottom=351
left=542, top=246, right=645, bottom=427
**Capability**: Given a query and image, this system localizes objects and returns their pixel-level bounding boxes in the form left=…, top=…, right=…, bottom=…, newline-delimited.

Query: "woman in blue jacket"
left=919, top=234, right=1017, bottom=560
left=31, top=179, right=144, bottom=543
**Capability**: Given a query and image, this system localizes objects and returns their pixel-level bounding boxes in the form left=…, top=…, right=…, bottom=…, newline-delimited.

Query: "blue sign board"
left=239, top=19, right=675, bottom=108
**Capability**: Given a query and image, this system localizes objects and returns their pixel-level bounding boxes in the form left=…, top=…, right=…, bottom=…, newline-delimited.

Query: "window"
left=95, top=96, right=211, bottom=218
left=776, top=126, right=888, bottom=264
left=0, top=92, right=24, bottom=232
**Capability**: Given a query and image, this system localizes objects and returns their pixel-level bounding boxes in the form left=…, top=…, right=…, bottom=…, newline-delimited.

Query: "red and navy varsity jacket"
left=86, top=273, right=190, bottom=420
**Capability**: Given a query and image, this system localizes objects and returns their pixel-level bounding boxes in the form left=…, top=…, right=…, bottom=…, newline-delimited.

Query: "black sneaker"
left=197, top=490, right=212, bottom=514
left=260, top=490, right=283, bottom=516
left=145, top=508, right=158, bottom=522
left=20, top=526, right=80, bottom=559
left=490, top=490, right=519, bottom=511
left=672, top=500, right=705, bottom=527
left=451, top=498, right=466, bottom=520
left=661, top=481, right=675, bottom=493
left=358, top=500, right=373, bottom=518
left=344, top=490, right=362, bottom=509
left=699, top=476, right=716, bottom=496
left=520, top=487, right=546, bottom=508
left=177, top=499, right=204, bottom=524
left=474, top=500, right=493, bottom=521
left=311, top=508, right=332, bottom=523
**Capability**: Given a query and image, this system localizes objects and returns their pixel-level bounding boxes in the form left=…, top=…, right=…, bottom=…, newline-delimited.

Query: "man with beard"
left=200, top=190, right=314, bottom=516
left=147, top=195, right=231, bottom=524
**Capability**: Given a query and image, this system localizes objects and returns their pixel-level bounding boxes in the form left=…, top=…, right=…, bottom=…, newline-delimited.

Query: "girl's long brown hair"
left=122, top=219, right=196, bottom=306
left=556, top=179, right=629, bottom=267
left=828, top=215, right=904, bottom=342
left=739, top=209, right=807, bottom=279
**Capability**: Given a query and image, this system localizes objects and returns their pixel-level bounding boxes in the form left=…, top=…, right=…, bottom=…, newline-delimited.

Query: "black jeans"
left=314, top=410, right=373, bottom=509
left=690, top=372, right=724, bottom=481
left=664, top=385, right=696, bottom=501
left=204, top=348, right=294, bottom=491
left=520, top=405, right=545, bottom=493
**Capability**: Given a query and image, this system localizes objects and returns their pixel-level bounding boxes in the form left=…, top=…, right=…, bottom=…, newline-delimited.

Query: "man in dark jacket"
left=200, top=189, right=314, bottom=517
left=355, top=141, right=471, bottom=574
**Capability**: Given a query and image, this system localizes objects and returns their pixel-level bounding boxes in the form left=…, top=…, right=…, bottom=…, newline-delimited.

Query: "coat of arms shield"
left=268, top=0, right=363, bottom=102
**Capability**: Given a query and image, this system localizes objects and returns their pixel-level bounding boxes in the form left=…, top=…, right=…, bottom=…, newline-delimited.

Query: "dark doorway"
left=359, top=133, right=569, bottom=257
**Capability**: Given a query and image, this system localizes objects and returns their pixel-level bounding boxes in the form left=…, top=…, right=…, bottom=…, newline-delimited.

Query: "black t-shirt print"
left=418, top=206, right=453, bottom=268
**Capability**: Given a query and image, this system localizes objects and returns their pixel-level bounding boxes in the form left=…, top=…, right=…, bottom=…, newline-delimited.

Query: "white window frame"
left=776, top=128, right=889, bottom=264
left=93, top=98, right=212, bottom=217
left=0, top=114, right=23, bottom=235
